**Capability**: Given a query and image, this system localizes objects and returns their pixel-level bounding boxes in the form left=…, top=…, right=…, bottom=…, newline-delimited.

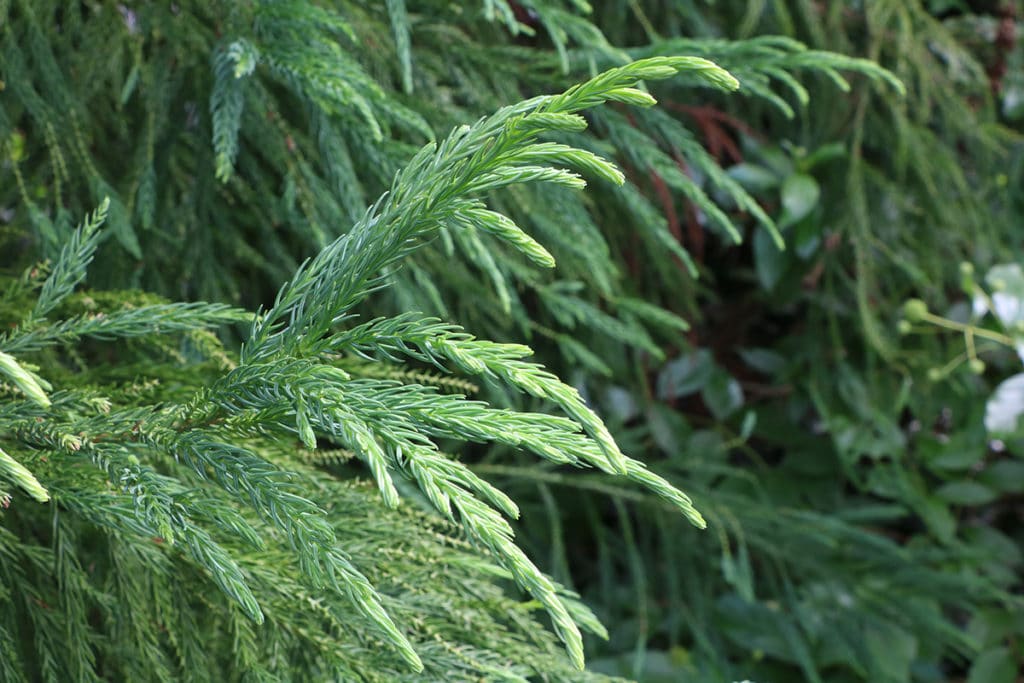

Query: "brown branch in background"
left=621, top=109, right=698, bottom=272
left=988, top=2, right=1017, bottom=95
left=649, top=170, right=680, bottom=244
left=671, top=148, right=705, bottom=263
left=665, top=102, right=760, bottom=163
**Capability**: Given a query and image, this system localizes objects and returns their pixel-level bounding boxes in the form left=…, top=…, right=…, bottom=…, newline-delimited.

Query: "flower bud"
left=903, top=299, right=929, bottom=323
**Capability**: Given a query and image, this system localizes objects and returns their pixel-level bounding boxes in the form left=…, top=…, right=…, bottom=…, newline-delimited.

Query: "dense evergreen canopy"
left=1, top=2, right=1022, bottom=681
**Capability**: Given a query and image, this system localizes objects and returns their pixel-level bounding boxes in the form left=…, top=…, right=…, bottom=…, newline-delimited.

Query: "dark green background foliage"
left=2, top=1, right=1023, bottom=681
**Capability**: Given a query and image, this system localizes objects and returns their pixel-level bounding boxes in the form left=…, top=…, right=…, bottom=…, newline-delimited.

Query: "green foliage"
left=562, top=3, right=1024, bottom=681
left=3, top=1, right=1024, bottom=682
left=0, top=43, right=727, bottom=679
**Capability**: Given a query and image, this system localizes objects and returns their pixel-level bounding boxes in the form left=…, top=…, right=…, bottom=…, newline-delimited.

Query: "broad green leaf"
left=934, top=480, right=997, bottom=506
left=684, top=429, right=725, bottom=462
left=793, top=215, right=822, bottom=259
left=780, top=173, right=820, bottom=226
left=968, top=608, right=1024, bottom=649
left=966, top=526, right=1023, bottom=567
left=979, top=459, right=1024, bottom=493
left=799, top=142, right=846, bottom=171
left=921, top=429, right=986, bottom=471
left=754, top=226, right=787, bottom=291
left=928, top=447, right=985, bottom=471
left=737, top=347, right=787, bottom=375
left=754, top=144, right=794, bottom=177
left=739, top=411, right=757, bottom=440
left=967, top=647, right=1016, bottom=683
left=702, top=368, right=744, bottom=419
left=589, top=649, right=695, bottom=682
left=603, top=386, right=640, bottom=423
left=646, top=403, right=691, bottom=456
left=917, top=496, right=956, bottom=542
left=865, top=621, right=917, bottom=682
left=656, top=350, right=713, bottom=399
left=727, top=162, right=779, bottom=192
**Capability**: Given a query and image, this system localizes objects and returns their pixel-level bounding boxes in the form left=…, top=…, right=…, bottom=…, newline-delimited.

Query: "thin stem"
left=920, top=311, right=1015, bottom=346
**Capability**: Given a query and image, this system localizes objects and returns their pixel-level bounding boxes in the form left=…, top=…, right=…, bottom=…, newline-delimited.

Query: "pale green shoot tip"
left=0, top=351, right=52, bottom=408
left=0, top=446, right=50, bottom=503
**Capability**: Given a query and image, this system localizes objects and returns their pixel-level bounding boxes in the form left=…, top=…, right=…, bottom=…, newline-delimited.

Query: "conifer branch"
left=28, top=198, right=109, bottom=322
left=182, top=56, right=728, bottom=667
left=243, top=56, right=737, bottom=364
left=1, top=3, right=1007, bottom=680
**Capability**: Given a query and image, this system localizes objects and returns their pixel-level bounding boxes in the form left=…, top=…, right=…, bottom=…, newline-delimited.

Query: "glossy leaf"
left=780, top=173, right=820, bottom=226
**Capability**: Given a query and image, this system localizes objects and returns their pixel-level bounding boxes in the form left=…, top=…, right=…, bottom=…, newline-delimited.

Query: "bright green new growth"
left=29, top=198, right=110, bottom=322
left=1, top=56, right=731, bottom=673
left=236, top=54, right=723, bottom=669
left=0, top=202, right=111, bottom=407
left=0, top=445, right=50, bottom=503
left=0, top=350, right=52, bottom=408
